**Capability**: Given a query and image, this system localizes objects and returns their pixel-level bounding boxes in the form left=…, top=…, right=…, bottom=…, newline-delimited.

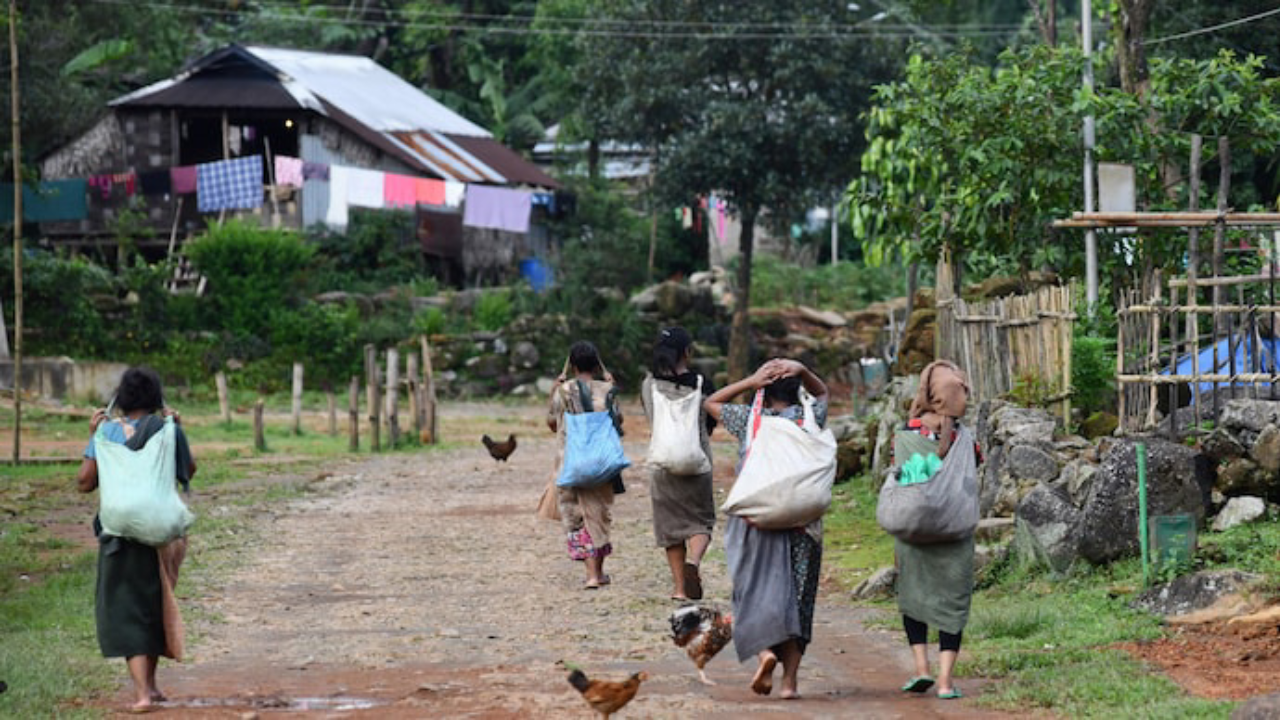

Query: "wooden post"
left=215, top=371, right=231, bottom=424
left=1213, top=136, right=1230, bottom=334
left=407, top=352, right=421, bottom=440
left=291, top=362, right=304, bottom=435
left=253, top=398, right=266, bottom=452
left=10, top=0, right=22, bottom=464
left=365, top=344, right=380, bottom=452
left=347, top=376, right=359, bottom=452
left=326, top=385, right=337, bottom=437
left=386, top=348, right=400, bottom=448
left=420, top=335, right=438, bottom=444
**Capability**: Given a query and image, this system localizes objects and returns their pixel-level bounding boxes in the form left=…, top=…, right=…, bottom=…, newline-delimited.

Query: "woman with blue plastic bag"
left=75, top=367, right=197, bottom=713
left=546, top=341, right=625, bottom=590
left=705, top=358, right=829, bottom=700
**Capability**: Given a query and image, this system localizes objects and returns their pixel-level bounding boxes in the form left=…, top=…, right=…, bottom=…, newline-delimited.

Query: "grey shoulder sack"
left=876, top=425, right=979, bottom=544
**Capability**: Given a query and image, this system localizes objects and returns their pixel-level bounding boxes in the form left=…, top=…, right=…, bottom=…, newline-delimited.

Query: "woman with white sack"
left=704, top=358, right=832, bottom=700
left=640, top=327, right=717, bottom=601
left=76, top=367, right=197, bottom=713
left=890, top=359, right=979, bottom=701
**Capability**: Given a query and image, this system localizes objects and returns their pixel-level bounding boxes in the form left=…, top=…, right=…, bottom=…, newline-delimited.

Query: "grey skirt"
left=650, top=467, right=715, bottom=547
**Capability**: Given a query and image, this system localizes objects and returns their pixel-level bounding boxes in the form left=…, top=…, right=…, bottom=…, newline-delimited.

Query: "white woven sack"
left=721, top=390, right=836, bottom=529
left=647, top=376, right=711, bottom=475
left=97, top=418, right=195, bottom=546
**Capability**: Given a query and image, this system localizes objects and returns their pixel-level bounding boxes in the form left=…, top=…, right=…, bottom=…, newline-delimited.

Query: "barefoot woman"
left=705, top=358, right=829, bottom=700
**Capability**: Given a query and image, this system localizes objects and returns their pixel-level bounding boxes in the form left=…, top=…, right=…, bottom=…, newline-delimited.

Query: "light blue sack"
left=555, top=380, right=630, bottom=488
left=96, top=417, right=195, bottom=546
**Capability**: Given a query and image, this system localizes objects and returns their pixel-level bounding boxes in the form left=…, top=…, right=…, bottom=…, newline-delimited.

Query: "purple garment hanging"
left=462, top=184, right=532, bottom=234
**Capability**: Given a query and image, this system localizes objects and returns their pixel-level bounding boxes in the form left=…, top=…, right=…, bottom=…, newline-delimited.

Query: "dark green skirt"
left=95, top=536, right=166, bottom=658
left=894, top=535, right=975, bottom=636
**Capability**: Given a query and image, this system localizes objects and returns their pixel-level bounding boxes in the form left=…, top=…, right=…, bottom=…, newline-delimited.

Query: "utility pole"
left=9, top=0, right=21, bottom=464
left=830, top=193, right=839, bottom=265
left=1082, top=0, right=1098, bottom=318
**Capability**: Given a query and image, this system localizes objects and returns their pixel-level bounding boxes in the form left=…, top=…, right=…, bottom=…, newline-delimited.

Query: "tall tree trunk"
left=728, top=205, right=759, bottom=383
left=1115, top=0, right=1153, bottom=96
left=587, top=138, right=600, bottom=181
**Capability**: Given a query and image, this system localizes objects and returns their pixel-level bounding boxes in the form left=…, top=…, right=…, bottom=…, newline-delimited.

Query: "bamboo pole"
left=253, top=398, right=266, bottom=452
left=1119, top=303, right=1280, bottom=313
left=215, top=371, right=230, bottom=424
left=347, top=376, right=359, bottom=452
left=1213, top=137, right=1231, bottom=336
left=1188, top=134, right=1206, bottom=429
left=420, top=335, right=438, bottom=445
left=406, top=352, right=420, bottom=439
left=1118, top=293, right=1127, bottom=432
left=9, top=0, right=22, bottom=464
left=291, top=362, right=304, bottom=435
left=386, top=348, right=400, bottom=448
left=1147, top=282, right=1161, bottom=428
left=365, top=344, right=380, bottom=452
left=1168, top=283, right=1179, bottom=438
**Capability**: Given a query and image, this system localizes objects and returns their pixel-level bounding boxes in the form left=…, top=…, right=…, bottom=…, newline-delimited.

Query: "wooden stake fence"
left=936, top=285, right=1075, bottom=423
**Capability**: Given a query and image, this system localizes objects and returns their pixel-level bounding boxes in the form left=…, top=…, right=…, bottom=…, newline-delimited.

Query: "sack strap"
left=744, top=389, right=765, bottom=457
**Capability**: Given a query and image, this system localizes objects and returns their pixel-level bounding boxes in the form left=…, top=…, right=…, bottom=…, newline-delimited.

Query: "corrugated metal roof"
left=108, top=44, right=559, bottom=188
left=445, top=134, right=561, bottom=189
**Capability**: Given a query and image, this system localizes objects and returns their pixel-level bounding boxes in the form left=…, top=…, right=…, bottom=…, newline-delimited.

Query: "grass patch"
left=823, top=473, right=1241, bottom=719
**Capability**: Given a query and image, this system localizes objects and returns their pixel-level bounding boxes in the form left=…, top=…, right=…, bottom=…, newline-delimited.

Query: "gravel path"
left=135, top=401, right=1014, bottom=719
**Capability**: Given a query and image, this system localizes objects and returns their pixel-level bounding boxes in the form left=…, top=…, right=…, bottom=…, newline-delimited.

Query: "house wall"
left=299, top=115, right=416, bottom=228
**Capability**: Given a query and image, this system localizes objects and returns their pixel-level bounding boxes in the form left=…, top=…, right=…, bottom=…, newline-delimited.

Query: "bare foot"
left=697, top=669, right=717, bottom=686
left=127, top=700, right=155, bottom=714
left=780, top=689, right=802, bottom=700
left=149, top=690, right=167, bottom=703
left=751, top=653, right=777, bottom=695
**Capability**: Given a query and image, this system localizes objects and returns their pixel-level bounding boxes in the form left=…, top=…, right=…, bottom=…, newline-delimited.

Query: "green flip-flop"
left=937, top=688, right=963, bottom=700
left=901, top=676, right=935, bottom=693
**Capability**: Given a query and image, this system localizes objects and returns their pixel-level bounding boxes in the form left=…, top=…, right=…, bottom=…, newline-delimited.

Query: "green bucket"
left=1149, top=513, right=1197, bottom=573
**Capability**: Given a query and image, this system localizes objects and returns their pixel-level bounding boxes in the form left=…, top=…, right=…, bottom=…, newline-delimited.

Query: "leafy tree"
left=576, top=0, right=904, bottom=377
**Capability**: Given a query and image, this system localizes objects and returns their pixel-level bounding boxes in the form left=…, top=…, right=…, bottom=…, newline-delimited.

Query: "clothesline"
left=0, top=153, right=558, bottom=235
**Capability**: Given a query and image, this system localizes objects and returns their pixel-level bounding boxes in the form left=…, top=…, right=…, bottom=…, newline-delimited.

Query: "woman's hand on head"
left=89, top=409, right=108, bottom=433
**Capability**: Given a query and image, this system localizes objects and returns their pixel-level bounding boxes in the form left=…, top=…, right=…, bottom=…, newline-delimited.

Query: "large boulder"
left=1078, top=438, right=1208, bottom=564
left=1220, top=398, right=1280, bottom=435
left=1250, top=425, right=1280, bottom=473
left=654, top=281, right=694, bottom=318
left=1233, top=692, right=1280, bottom=720
left=1212, top=496, right=1267, bottom=532
left=990, top=405, right=1059, bottom=446
left=1014, top=482, right=1081, bottom=573
left=1006, top=444, right=1059, bottom=483
left=1130, top=569, right=1261, bottom=617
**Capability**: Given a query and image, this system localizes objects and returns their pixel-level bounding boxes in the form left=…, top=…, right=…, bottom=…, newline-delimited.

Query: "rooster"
left=669, top=604, right=733, bottom=685
left=481, top=433, right=517, bottom=462
left=567, top=668, right=647, bottom=719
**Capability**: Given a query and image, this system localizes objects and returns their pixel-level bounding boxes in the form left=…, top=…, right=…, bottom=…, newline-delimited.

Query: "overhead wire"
left=82, top=0, right=1031, bottom=40
left=1144, top=4, right=1280, bottom=46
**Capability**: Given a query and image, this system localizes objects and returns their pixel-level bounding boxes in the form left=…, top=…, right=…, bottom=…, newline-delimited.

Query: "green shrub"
left=475, top=291, right=513, bottom=331
left=1072, top=335, right=1116, bottom=416
left=0, top=244, right=113, bottom=357
left=185, top=219, right=315, bottom=339
left=746, top=254, right=906, bottom=310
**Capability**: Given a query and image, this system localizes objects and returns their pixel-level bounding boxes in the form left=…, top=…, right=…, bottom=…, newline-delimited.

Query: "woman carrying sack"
left=705, top=358, right=830, bottom=700
left=893, top=360, right=979, bottom=701
left=75, top=367, right=197, bottom=714
left=640, top=327, right=717, bottom=601
left=546, top=341, right=626, bottom=590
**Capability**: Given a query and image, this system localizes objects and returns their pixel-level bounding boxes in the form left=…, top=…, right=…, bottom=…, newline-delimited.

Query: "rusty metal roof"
left=110, top=45, right=557, bottom=187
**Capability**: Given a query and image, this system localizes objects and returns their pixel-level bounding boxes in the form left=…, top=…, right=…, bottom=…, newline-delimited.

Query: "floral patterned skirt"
left=567, top=527, right=613, bottom=561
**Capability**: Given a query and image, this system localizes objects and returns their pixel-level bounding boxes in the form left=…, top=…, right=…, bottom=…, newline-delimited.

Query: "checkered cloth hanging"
left=196, top=155, right=264, bottom=212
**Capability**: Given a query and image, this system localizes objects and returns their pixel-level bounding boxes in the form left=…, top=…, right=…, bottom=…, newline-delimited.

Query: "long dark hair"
left=651, top=326, right=692, bottom=377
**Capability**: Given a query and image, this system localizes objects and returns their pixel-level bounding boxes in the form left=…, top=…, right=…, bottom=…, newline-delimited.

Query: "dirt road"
left=120, top=402, right=1010, bottom=718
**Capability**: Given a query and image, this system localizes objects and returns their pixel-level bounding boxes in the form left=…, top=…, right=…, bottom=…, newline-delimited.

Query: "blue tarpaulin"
left=1169, top=334, right=1280, bottom=396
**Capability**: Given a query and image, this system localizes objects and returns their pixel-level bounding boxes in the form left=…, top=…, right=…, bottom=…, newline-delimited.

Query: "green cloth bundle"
left=899, top=452, right=942, bottom=484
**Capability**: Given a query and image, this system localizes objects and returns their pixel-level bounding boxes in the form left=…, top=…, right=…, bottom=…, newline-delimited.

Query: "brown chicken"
left=567, top=669, right=647, bottom=719
left=481, top=433, right=517, bottom=462
left=670, top=604, right=733, bottom=685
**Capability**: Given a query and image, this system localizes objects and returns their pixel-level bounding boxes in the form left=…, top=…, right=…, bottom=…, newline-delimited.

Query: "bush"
left=0, top=245, right=113, bottom=357
left=1072, top=335, right=1116, bottom=416
left=474, top=291, right=513, bottom=331
left=746, top=255, right=906, bottom=310
left=185, top=220, right=315, bottom=339
left=303, top=209, right=421, bottom=293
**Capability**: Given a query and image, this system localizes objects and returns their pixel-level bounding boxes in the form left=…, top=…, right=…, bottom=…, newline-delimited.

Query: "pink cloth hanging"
left=274, top=156, right=304, bottom=188
left=170, top=166, right=197, bottom=195
left=383, top=173, right=417, bottom=209
left=415, top=178, right=446, bottom=206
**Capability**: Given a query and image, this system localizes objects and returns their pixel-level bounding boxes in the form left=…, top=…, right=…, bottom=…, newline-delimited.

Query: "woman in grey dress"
left=705, top=358, right=828, bottom=700
left=640, top=327, right=717, bottom=600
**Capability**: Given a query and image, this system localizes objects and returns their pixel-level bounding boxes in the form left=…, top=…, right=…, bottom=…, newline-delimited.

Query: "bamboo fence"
left=1118, top=270, right=1280, bottom=436
left=936, top=284, right=1076, bottom=422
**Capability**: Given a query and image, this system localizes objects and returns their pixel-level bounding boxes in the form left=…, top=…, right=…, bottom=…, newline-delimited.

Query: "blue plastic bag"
left=555, top=380, right=630, bottom=488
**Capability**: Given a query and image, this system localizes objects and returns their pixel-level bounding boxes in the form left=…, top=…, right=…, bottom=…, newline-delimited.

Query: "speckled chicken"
left=669, top=604, right=733, bottom=685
